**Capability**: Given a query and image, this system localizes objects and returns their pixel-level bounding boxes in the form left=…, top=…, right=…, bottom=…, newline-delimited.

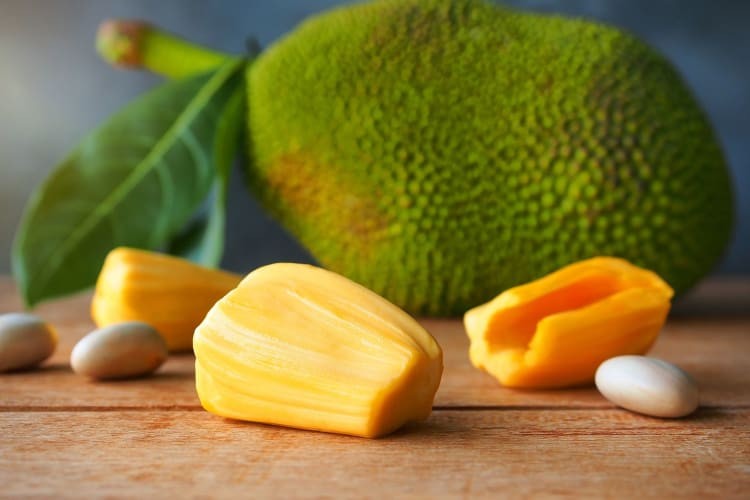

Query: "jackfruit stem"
left=96, top=19, right=234, bottom=79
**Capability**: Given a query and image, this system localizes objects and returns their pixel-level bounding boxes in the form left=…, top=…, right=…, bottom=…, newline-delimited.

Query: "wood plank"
left=1, top=279, right=749, bottom=409
left=2, top=276, right=748, bottom=497
left=1, top=409, right=748, bottom=498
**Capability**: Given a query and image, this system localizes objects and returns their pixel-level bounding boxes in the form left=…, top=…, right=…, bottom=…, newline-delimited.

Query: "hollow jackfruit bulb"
left=193, top=263, right=443, bottom=438
left=464, top=257, right=674, bottom=389
left=91, top=247, right=242, bottom=351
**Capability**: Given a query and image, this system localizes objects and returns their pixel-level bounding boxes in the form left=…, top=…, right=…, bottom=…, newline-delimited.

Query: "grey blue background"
left=0, top=0, right=747, bottom=276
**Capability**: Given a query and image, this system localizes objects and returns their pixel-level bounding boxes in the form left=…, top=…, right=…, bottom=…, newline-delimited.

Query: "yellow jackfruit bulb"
left=91, top=247, right=242, bottom=352
left=465, top=257, right=674, bottom=389
left=194, top=263, right=443, bottom=438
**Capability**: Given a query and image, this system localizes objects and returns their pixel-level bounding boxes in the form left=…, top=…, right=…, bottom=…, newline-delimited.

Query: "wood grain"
left=2, top=410, right=748, bottom=498
left=1, top=276, right=749, bottom=498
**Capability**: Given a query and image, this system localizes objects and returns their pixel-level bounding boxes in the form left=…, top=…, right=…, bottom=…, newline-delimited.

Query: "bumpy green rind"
left=245, top=0, right=734, bottom=315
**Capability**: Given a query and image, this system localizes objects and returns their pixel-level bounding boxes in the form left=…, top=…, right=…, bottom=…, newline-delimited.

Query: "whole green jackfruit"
left=244, top=0, right=733, bottom=315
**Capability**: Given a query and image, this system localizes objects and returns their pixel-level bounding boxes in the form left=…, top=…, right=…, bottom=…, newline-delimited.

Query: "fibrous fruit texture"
left=245, top=0, right=733, bottom=315
left=193, top=263, right=443, bottom=438
left=91, top=248, right=242, bottom=351
left=464, top=257, right=673, bottom=388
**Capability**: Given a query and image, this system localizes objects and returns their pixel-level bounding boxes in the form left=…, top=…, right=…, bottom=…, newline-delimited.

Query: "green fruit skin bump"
left=246, top=0, right=733, bottom=314
left=102, top=0, right=735, bottom=315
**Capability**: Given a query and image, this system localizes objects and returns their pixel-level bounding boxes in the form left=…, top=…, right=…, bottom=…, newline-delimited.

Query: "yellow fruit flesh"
left=194, top=263, right=443, bottom=438
left=465, top=257, right=674, bottom=388
left=91, top=248, right=242, bottom=351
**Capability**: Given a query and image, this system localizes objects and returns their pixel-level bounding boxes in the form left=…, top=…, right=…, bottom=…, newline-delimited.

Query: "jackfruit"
left=464, top=257, right=673, bottom=388
left=193, top=263, right=443, bottom=438
left=92, top=247, right=242, bottom=351
left=100, top=0, right=734, bottom=316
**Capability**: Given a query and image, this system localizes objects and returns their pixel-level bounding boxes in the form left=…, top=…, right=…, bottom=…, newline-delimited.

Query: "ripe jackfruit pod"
left=91, top=248, right=242, bottom=351
left=194, top=263, right=443, bottom=438
left=465, top=257, right=673, bottom=389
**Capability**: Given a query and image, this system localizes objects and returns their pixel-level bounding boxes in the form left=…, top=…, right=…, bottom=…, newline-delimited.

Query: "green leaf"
left=168, top=86, right=245, bottom=266
left=12, top=59, right=245, bottom=307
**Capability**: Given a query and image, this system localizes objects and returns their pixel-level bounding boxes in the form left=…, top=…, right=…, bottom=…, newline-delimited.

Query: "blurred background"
left=0, top=0, right=747, bottom=276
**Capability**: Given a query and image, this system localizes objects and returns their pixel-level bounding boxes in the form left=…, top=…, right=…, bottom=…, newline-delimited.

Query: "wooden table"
left=1, top=277, right=748, bottom=498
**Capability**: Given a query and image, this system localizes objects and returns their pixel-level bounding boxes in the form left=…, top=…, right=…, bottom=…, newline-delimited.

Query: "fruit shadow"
left=82, top=370, right=195, bottom=384
left=1, top=362, right=70, bottom=375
